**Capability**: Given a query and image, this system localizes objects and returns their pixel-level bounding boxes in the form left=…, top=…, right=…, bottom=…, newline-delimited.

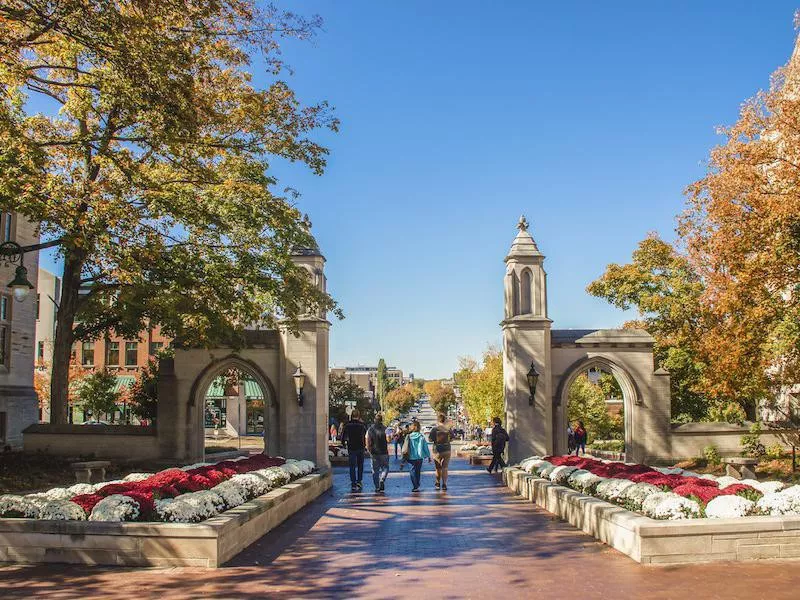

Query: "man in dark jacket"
left=342, top=409, right=368, bottom=492
left=487, top=416, right=509, bottom=474
left=367, top=413, right=390, bottom=493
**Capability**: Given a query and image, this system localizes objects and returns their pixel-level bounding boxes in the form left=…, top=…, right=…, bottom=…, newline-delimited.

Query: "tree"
left=0, top=2, right=339, bottom=424
left=383, top=387, right=415, bottom=418
left=33, top=369, right=50, bottom=418
left=376, top=359, right=387, bottom=407
left=429, top=386, right=456, bottom=416
left=567, top=374, right=615, bottom=443
left=129, top=358, right=159, bottom=424
left=681, top=32, right=800, bottom=410
left=76, top=370, right=120, bottom=421
left=423, top=380, right=442, bottom=398
left=329, top=374, right=373, bottom=425
left=462, top=348, right=504, bottom=426
left=587, top=235, right=710, bottom=421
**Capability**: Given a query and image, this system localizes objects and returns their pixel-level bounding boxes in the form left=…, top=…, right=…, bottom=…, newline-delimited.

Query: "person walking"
left=341, top=410, right=368, bottom=492
left=329, top=423, right=338, bottom=444
left=476, top=425, right=483, bottom=442
left=574, top=421, right=587, bottom=456
left=429, top=413, right=453, bottom=491
left=393, top=426, right=405, bottom=461
left=402, top=421, right=431, bottom=492
left=487, top=417, right=509, bottom=474
left=367, top=413, right=390, bottom=494
left=567, top=424, right=576, bottom=454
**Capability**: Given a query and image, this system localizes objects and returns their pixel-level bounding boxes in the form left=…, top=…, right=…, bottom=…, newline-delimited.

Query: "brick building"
left=0, top=211, right=39, bottom=448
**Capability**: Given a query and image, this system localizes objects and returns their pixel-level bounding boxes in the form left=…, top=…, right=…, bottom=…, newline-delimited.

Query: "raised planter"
left=469, top=455, right=493, bottom=466
left=503, top=467, right=800, bottom=564
left=0, top=471, right=331, bottom=567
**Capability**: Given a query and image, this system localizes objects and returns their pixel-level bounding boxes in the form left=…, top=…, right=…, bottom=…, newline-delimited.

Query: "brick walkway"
left=2, top=456, right=799, bottom=599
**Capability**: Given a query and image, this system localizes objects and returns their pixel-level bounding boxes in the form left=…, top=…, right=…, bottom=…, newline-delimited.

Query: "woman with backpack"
left=574, top=421, right=587, bottom=456
left=401, top=421, right=431, bottom=492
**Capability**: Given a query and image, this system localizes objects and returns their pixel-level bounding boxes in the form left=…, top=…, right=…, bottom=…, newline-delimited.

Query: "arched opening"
left=520, top=269, right=532, bottom=314
left=511, top=272, right=520, bottom=316
left=555, top=356, right=640, bottom=460
left=190, top=356, right=279, bottom=459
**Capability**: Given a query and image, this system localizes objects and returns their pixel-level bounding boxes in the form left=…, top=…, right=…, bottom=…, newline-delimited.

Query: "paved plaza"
left=1, top=456, right=798, bottom=599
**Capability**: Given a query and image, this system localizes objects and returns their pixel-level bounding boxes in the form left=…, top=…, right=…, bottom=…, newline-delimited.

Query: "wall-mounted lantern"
left=1, top=242, right=35, bottom=302
left=526, top=362, right=540, bottom=406
left=292, top=364, right=306, bottom=407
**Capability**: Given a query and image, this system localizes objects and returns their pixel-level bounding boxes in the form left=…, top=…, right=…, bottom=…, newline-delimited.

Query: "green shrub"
left=741, top=422, right=766, bottom=458
left=588, top=439, right=625, bottom=453
left=703, top=445, right=721, bottom=465
left=766, top=443, right=785, bottom=460
left=708, top=402, right=746, bottom=425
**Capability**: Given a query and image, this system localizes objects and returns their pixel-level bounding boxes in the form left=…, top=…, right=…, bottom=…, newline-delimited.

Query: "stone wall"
left=669, top=422, right=793, bottom=461
left=0, top=471, right=331, bottom=567
left=22, top=424, right=159, bottom=460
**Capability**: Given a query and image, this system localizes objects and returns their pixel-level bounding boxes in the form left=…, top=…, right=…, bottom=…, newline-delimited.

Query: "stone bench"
left=723, top=457, right=758, bottom=480
left=70, top=460, right=112, bottom=484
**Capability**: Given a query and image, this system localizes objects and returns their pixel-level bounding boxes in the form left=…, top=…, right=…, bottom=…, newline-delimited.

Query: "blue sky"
left=39, top=1, right=800, bottom=379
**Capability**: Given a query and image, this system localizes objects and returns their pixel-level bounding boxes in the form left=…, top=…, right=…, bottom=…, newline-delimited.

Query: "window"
left=106, top=341, right=120, bottom=366
left=0, top=295, right=9, bottom=367
left=149, top=341, right=163, bottom=356
left=520, top=269, right=532, bottom=314
left=35, top=294, right=40, bottom=320
left=0, top=411, right=6, bottom=444
left=125, top=342, right=138, bottom=366
left=2, top=212, right=12, bottom=242
left=81, top=341, right=95, bottom=366
left=37, top=341, right=45, bottom=362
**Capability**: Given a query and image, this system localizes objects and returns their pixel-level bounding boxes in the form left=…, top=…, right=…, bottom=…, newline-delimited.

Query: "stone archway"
left=189, top=354, right=280, bottom=459
left=552, top=354, right=640, bottom=460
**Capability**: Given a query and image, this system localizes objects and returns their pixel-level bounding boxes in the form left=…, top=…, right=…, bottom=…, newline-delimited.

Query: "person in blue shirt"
left=402, top=421, right=431, bottom=492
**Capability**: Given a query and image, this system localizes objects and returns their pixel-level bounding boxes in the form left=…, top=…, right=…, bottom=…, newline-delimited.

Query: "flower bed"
left=518, top=454, right=800, bottom=520
left=0, top=454, right=316, bottom=524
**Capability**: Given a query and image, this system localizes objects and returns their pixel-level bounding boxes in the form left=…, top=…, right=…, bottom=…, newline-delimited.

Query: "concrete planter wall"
left=0, top=471, right=331, bottom=568
left=504, top=467, right=800, bottom=564
left=23, top=424, right=160, bottom=460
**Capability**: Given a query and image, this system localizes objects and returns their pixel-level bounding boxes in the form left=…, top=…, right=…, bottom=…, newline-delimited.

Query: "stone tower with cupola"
left=502, top=215, right=553, bottom=460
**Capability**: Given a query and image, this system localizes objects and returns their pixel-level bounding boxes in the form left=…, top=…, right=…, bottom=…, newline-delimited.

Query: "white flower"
left=212, top=480, right=249, bottom=508
left=756, top=491, right=800, bottom=516
left=681, top=471, right=701, bottom=479
left=280, top=462, right=303, bottom=478
left=38, top=500, right=87, bottom=520
left=549, top=465, right=578, bottom=484
left=782, top=485, right=800, bottom=499
left=699, top=474, right=718, bottom=482
left=67, top=483, right=97, bottom=496
left=533, top=461, right=553, bottom=476
left=89, top=495, right=141, bottom=522
left=569, top=471, right=605, bottom=494
left=619, top=483, right=662, bottom=510
left=538, top=465, right=556, bottom=479
left=705, top=495, right=755, bottom=519
left=715, top=476, right=741, bottom=489
left=748, top=480, right=784, bottom=495
left=641, top=492, right=700, bottom=520
left=155, top=499, right=197, bottom=523
left=260, top=466, right=290, bottom=487
left=0, top=494, right=41, bottom=518
left=596, top=478, right=635, bottom=502
left=25, top=487, right=73, bottom=502
left=122, top=472, right=153, bottom=482
left=477, top=447, right=493, bottom=456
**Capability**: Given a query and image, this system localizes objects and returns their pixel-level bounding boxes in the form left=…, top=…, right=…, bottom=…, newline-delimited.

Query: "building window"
left=149, top=341, right=163, bottom=356
left=37, top=341, right=45, bottom=362
left=2, top=212, right=12, bottom=242
left=81, top=341, right=95, bottom=366
left=125, top=342, right=138, bottom=366
left=35, top=293, right=40, bottom=320
left=106, top=341, right=120, bottom=366
left=0, top=295, right=9, bottom=367
left=0, top=411, right=6, bottom=444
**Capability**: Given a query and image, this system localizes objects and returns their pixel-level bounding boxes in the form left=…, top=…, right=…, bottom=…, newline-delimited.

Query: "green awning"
left=205, top=376, right=264, bottom=400
left=114, top=375, right=136, bottom=392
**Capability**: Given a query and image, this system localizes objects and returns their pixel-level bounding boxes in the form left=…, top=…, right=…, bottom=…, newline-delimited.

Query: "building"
left=329, top=364, right=404, bottom=404
left=34, top=268, right=61, bottom=369
left=0, top=211, right=39, bottom=448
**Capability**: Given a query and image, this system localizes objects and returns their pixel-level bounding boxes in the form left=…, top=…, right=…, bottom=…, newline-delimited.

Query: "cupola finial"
left=517, top=214, right=529, bottom=232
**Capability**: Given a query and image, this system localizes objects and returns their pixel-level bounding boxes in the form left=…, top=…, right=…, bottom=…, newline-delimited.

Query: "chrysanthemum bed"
left=518, top=455, right=799, bottom=520
left=0, top=454, right=316, bottom=523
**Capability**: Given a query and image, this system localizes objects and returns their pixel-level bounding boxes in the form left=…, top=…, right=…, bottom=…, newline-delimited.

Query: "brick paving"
left=2, top=456, right=799, bottom=599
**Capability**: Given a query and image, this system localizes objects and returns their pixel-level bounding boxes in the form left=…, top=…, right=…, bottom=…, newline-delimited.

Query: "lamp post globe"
left=9, top=265, right=34, bottom=302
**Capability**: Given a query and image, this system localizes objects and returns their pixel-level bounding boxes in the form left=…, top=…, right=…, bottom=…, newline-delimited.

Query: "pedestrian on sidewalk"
left=342, top=409, right=368, bottom=492
left=329, top=423, right=338, bottom=443
left=393, top=426, right=405, bottom=460
left=487, top=417, right=509, bottom=474
left=476, top=425, right=483, bottom=442
left=367, top=413, right=390, bottom=494
left=402, top=421, right=431, bottom=492
left=567, top=424, right=576, bottom=454
left=574, top=421, right=587, bottom=456
left=429, top=412, right=453, bottom=491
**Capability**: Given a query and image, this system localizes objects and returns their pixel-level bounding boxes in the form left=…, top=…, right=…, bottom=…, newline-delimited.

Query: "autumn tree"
left=329, top=374, right=373, bottom=425
left=429, top=386, right=456, bottom=416
left=462, top=348, right=504, bottom=426
left=587, top=235, right=710, bottom=421
left=0, top=2, right=339, bottom=424
left=567, top=373, right=617, bottom=443
left=383, top=387, right=415, bottom=418
left=423, top=380, right=442, bottom=399
left=681, top=34, right=800, bottom=411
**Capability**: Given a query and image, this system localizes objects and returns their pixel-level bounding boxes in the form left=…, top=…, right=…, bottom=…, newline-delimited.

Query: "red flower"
left=672, top=484, right=726, bottom=504
left=70, top=493, right=104, bottom=514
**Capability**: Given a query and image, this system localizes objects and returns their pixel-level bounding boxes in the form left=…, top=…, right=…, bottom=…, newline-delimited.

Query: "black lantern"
left=292, top=364, right=306, bottom=406
left=1, top=242, right=35, bottom=302
left=526, top=362, right=540, bottom=406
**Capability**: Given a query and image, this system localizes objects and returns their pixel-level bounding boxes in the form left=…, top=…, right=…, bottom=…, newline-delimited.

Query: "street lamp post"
left=0, top=241, right=35, bottom=302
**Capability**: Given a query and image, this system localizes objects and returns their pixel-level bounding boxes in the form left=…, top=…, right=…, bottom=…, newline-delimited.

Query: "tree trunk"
left=49, top=251, right=83, bottom=424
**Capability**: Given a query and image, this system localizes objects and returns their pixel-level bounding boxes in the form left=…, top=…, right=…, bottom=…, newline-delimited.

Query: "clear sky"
left=38, top=1, right=800, bottom=379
